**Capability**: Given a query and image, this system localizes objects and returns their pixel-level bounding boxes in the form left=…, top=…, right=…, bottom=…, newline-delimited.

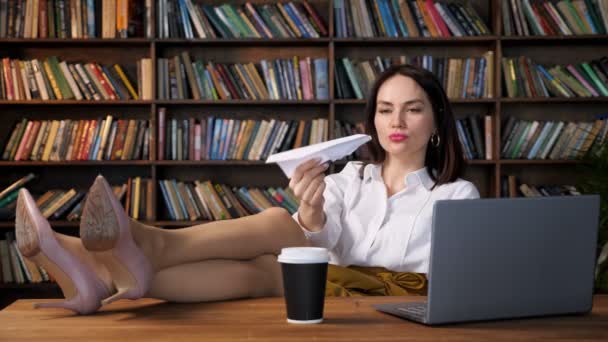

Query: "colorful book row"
left=157, top=109, right=329, bottom=161
left=158, top=179, right=299, bottom=221
left=502, top=56, right=608, bottom=98
left=336, top=52, right=494, bottom=99
left=0, top=56, right=148, bottom=100
left=158, top=52, right=328, bottom=100
left=157, top=0, right=327, bottom=39
left=502, top=0, right=608, bottom=36
left=0, top=0, right=151, bottom=39
left=334, top=0, right=490, bottom=38
left=0, top=175, right=152, bottom=222
left=500, top=114, right=608, bottom=160
left=2, top=117, right=151, bottom=161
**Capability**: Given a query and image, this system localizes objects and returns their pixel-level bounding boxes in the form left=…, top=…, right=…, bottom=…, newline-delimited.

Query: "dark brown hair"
left=359, top=64, right=465, bottom=189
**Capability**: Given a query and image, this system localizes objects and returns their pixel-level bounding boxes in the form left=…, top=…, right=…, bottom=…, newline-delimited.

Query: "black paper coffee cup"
left=278, top=247, right=329, bottom=324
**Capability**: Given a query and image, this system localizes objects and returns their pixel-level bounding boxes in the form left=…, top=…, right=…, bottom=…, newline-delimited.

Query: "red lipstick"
left=389, top=133, right=408, bottom=142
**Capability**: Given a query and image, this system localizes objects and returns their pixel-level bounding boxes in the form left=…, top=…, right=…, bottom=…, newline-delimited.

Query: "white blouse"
left=292, top=161, right=480, bottom=273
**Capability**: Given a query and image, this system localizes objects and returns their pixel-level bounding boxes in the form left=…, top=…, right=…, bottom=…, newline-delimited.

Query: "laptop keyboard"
left=395, top=302, right=428, bottom=322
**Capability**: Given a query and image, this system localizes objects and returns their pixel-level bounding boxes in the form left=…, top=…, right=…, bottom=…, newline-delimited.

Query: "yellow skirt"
left=325, top=264, right=428, bottom=297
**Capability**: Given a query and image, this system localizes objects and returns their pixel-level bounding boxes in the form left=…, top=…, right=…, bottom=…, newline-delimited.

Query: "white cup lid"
left=278, top=247, right=329, bottom=264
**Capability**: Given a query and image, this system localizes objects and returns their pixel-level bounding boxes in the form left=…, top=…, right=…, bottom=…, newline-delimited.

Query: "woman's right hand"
left=289, top=158, right=329, bottom=209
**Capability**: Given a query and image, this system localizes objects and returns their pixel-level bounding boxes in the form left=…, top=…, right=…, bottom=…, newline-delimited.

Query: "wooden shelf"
left=500, top=35, right=608, bottom=43
left=155, top=160, right=267, bottom=166
left=0, top=160, right=515, bottom=167
left=155, top=100, right=330, bottom=105
left=0, top=221, right=77, bottom=228
left=334, top=159, right=499, bottom=165
left=0, top=100, right=153, bottom=105
left=500, top=97, right=608, bottom=103
left=0, top=220, right=212, bottom=229
left=0, top=220, right=158, bottom=229
left=0, top=35, right=606, bottom=45
left=0, top=38, right=151, bottom=45
left=334, top=98, right=497, bottom=105
left=155, top=38, right=330, bottom=46
left=4, top=98, right=606, bottom=105
left=499, top=159, right=584, bottom=165
left=333, top=36, right=498, bottom=45
left=0, top=160, right=582, bottom=168
left=0, top=161, right=152, bottom=166
left=467, top=160, right=499, bottom=165
left=0, top=282, right=59, bottom=290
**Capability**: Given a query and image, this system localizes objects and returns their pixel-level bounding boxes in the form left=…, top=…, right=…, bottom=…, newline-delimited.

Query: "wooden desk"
left=1, top=295, right=607, bottom=341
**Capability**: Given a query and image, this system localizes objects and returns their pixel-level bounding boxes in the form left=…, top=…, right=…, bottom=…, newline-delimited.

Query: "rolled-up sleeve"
left=291, top=162, right=359, bottom=250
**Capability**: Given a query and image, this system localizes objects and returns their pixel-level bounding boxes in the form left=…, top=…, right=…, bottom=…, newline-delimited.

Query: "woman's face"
left=374, top=75, right=436, bottom=161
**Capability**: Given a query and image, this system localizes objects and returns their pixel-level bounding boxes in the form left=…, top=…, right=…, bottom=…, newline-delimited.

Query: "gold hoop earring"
left=430, top=133, right=440, bottom=148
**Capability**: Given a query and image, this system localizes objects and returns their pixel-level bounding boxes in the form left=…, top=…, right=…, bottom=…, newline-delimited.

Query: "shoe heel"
left=101, top=287, right=135, bottom=306
left=15, top=192, right=40, bottom=258
left=80, top=180, right=120, bottom=252
left=81, top=176, right=153, bottom=302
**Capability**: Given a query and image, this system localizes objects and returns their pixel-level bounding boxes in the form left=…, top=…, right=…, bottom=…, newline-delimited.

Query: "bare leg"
left=147, top=254, right=284, bottom=302
left=48, top=232, right=284, bottom=304
left=130, top=207, right=310, bottom=271
left=76, top=176, right=308, bottom=303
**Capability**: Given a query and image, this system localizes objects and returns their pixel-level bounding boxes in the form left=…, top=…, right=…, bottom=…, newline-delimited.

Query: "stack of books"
left=0, top=173, right=36, bottom=220
left=157, top=110, right=328, bottom=161
left=455, top=115, right=494, bottom=160
left=2, top=116, right=151, bottom=161
left=500, top=115, right=607, bottom=160
left=156, top=0, right=327, bottom=39
left=158, top=179, right=299, bottom=221
left=336, top=52, right=495, bottom=99
left=1, top=232, right=52, bottom=284
left=502, top=0, right=608, bottom=36
left=157, top=52, right=328, bottom=100
left=502, top=56, right=608, bottom=98
left=334, top=0, right=490, bottom=38
left=501, top=175, right=582, bottom=198
left=0, top=56, right=149, bottom=100
left=58, top=177, right=153, bottom=221
left=0, top=0, right=152, bottom=39
left=0, top=174, right=152, bottom=222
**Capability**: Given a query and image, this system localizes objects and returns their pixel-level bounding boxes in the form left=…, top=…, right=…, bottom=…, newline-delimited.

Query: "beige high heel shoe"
left=15, top=189, right=111, bottom=314
left=80, top=175, right=153, bottom=306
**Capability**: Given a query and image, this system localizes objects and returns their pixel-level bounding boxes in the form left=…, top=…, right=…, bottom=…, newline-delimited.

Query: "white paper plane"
left=266, top=134, right=372, bottom=178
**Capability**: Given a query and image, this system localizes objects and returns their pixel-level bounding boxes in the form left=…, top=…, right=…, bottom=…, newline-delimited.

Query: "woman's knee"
left=261, top=207, right=291, bottom=221
left=261, top=207, right=309, bottom=246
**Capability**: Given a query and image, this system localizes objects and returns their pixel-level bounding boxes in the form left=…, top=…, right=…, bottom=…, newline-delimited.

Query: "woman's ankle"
left=129, top=219, right=164, bottom=272
left=54, top=233, right=115, bottom=293
left=251, top=254, right=284, bottom=298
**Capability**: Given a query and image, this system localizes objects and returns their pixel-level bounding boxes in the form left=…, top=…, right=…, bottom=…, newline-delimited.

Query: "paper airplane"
left=266, top=134, right=372, bottom=178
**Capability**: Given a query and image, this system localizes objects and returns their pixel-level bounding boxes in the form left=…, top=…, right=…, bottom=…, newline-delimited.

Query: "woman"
left=15, top=64, right=479, bottom=315
left=291, top=64, right=479, bottom=296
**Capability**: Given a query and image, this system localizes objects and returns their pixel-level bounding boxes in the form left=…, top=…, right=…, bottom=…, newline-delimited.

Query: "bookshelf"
left=1, top=0, right=608, bottom=300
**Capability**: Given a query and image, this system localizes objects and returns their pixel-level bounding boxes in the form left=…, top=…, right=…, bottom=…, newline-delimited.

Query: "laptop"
left=373, top=195, right=600, bottom=325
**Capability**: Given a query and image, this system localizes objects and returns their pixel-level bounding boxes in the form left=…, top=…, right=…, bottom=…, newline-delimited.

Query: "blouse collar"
left=363, top=163, right=435, bottom=191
